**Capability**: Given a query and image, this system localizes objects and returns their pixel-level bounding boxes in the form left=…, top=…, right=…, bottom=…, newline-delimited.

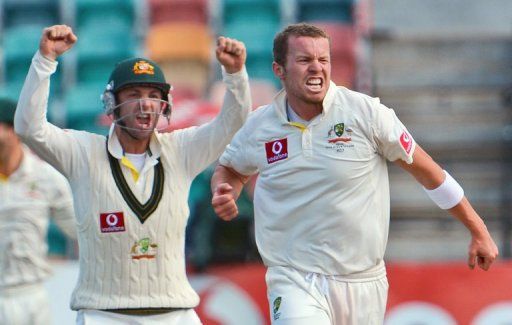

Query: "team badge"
left=265, top=138, right=288, bottom=164
left=334, top=123, right=345, bottom=136
left=327, top=123, right=352, bottom=144
left=130, top=237, right=158, bottom=259
left=100, top=212, right=126, bottom=233
left=273, top=297, right=282, bottom=320
left=133, top=60, right=155, bottom=75
left=399, top=130, right=413, bottom=154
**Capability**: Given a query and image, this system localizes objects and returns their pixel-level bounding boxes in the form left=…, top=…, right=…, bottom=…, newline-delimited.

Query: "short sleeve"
left=371, top=101, right=416, bottom=164
left=219, top=126, right=258, bottom=176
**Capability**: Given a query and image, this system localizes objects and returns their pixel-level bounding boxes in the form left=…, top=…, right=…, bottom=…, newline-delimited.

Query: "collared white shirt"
left=107, top=126, right=161, bottom=200
left=220, top=81, right=415, bottom=276
left=0, top=146, right=75, bottom=288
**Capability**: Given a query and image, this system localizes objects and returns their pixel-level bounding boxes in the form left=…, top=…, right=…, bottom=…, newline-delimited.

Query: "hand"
left=39, top=25, right=77, bottom=61
left=211, top=183, right=239, bottom=221
left=467, top=233, right=499, bottom=271
left=216, top=36, right=246, bottom=74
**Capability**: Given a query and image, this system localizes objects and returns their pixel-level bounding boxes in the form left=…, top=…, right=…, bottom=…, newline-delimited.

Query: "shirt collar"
left=273, top=80, right=338, bottom=125
left=9, top=145, right=33, bottom=181
left=107, top=124, right=162, bottom=160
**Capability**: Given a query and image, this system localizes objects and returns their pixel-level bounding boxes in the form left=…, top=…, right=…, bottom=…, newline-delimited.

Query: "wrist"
left=40, top=50, right=57, bottom=62
left=223, top=65, right=243, bottom=74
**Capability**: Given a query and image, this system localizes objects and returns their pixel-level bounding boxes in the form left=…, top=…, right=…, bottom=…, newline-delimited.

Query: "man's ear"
left=272, top=62, right=285, bottom=80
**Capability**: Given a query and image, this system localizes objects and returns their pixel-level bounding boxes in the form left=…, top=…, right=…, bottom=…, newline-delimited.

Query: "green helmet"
left=0, top=98, right=17, bottom=126
left=102, top=57, right=171, bottom=114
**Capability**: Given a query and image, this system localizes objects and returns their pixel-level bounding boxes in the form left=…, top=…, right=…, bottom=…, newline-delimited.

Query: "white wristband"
left=423, top=170, right=464, bottom=209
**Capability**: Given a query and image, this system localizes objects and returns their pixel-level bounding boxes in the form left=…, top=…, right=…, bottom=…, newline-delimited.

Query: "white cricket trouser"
left=77, top=308, right=202, bottom=325
left=266, top=266, right=388, bottom=325
left=0, top=282, right=51, bottom=325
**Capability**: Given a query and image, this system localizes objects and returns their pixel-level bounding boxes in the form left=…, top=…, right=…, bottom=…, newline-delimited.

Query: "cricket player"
left=211, top=23, right=498, bottom=324
left=0, top=98, right=76, bottom=325
left=15, top=25, right=250, bottom=324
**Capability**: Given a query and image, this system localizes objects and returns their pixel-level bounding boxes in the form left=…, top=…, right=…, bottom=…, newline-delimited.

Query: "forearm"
left=181, top=68, right=251, bottom=177
left=14, top=51, right=57, bottom=139
left=211, top=164, right=247, bottom=200
left=216, top=66, right=251, bottom=134
left=448, top=197, right=489, bottom=238
left=14, top=51, right=87, bottom=177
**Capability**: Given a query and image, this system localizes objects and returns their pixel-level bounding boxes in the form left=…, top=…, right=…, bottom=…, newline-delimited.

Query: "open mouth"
left=306, top=77, right=323, bottom=92
left=136, top=113, right=152, bottom=129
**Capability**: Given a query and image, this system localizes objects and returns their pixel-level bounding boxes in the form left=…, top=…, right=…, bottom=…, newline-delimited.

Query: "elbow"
left=14, top=110, right=30, bottom=138
left=14, top=121, right=34, bottom=141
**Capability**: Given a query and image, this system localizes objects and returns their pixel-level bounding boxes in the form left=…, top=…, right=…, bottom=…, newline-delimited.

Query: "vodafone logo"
left=272, top=141, right=283, bottom=155
left=265, top=138, right=288, bottom=164
left=399, top=131, right=413, bottom=154
left=100, top=212, right=126, bottom=233
left=106, top=214, right=119, bottom=226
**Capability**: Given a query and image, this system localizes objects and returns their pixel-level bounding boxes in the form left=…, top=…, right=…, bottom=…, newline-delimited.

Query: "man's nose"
left=308, top=59, right=322, bottom=72
left=139, top=98, right=153, bottom=111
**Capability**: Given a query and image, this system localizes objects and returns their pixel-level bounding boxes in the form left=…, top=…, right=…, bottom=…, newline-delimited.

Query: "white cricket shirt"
left=0, top=146, right=75, bottom=288
left=220, top=81, right=415, bottom=277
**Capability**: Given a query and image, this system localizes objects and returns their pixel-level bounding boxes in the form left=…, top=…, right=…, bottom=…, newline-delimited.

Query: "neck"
left=0, top=142, right=23, bottom=177
left=115, top=127, right=151, bottom=154
left=287, top=97, right=323, bottom=121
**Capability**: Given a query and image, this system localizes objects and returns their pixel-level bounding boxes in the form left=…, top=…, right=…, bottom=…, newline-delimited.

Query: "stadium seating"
left=75, top=0, right=135, bottom=31
left=3, top=24, right=63, bottom=92
left=316, top=22, right=357, bottom=87
left=146, top=22, right=212, bottom=97
left=75, top=27, right=137, bottom=84
left=208, top=78, right=278, bottom=109
left=146, top=23, right=211, bottom=63
left=64, top=82, right=106, bottom=131
left=296, top=0, right=354, bottom=23
left=3, top=0, right=59, bottom=27
left=221, top=0, right=281, bottom=86
left=148, top=0, right=208, bottom=25
left=0, top=83, right=24, bottom=101
left=222, top=0, right=280, bottom=26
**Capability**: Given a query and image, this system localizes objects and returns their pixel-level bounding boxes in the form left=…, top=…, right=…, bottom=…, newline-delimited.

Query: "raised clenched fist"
left=39, top=25, right=78, bottom=61
left=215, top=36, right=246, bottom=74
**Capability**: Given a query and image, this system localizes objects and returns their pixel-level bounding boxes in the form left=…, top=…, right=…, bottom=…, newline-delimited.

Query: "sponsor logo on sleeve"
left=100, top=212, right=126, bottom=233
left=265, top=138, right=288, bottom=164
left=399, top=131, right=413, bottom=154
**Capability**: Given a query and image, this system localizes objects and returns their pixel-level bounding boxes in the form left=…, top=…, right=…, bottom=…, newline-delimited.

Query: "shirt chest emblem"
left=325, top=123, right=355, bottom=152
left=265, top=138, right=288, bottom=164
left=327, top=122, right=352, bottom=143
left=131, top=237, right=158, bottom=260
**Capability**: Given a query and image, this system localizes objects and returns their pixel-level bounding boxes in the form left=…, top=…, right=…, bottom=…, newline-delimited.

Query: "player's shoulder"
left=333, top=85, right=383, bottom=116
left=245, top=103, right=276, bottom=126
left=334, top=86, right=379, bottom=106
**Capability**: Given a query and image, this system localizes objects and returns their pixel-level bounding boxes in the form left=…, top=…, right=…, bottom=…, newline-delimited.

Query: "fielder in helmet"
left=15, top=24, right=251, bottom=324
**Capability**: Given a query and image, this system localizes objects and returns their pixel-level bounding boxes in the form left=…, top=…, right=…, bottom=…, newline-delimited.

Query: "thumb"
left=215, top=183, right=233, bottom=195
left=468, top=252, right=476, bottom=270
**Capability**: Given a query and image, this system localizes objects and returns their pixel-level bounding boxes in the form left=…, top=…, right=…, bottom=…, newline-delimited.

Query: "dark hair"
left=273, top=23, right=330, bottom=66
